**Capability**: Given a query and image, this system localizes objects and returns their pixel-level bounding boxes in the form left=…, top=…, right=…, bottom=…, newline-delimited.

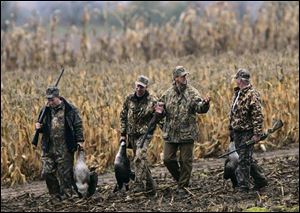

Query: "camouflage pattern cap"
left=235, top=68, right=250, bottom=80
left=135, top=75, right=149, bottom=87
left=46, top=86, right=59, bottom=99
left=173, top=66, right=189, bottom=78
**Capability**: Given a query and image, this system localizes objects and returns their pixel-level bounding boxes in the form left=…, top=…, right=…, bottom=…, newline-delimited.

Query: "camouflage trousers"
left=131, top=135, right=156, bottom=191
left=163, top=142, right=194, bottom=188
left=234, top=130, right=267, bottom=189
left=41, top=145, right=75, bottom=197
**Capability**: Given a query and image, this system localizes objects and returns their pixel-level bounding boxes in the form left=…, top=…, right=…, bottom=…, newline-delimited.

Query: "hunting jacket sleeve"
left=120, top=96, right=129, bottom=136
left=72, top=108, right=84, bottom=143
left=189, top=86, right=210, bottom=114
left=250, top=91, right=264, bottom=136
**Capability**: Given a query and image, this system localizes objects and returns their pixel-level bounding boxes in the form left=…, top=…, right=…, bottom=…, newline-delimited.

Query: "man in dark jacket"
left=35, top=86, right=84, bottom=199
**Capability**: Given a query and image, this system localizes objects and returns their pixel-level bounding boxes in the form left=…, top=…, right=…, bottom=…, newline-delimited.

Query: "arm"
left=73, top=108, right=84, bottom=143
left=190, top=88, right=210, bottom=114
left=35, top=106, right=49, bottom=133
left=120, top=97, right=129, bottom=137
left=250, top=92, right=264, bottom=137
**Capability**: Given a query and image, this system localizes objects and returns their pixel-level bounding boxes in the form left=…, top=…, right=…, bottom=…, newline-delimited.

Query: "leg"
left=134, top=148, right=148, bottom=184
left=250, top=159, right=268, bottom=189
left=163, top=143, right=180, bottom=182
left=234, top=131, right=253, bottom=190
left=57, top=150, right=75, bottom=197
left=178, top=142, right=194, bottom=188
left=41, top=152, right=60, bottom=195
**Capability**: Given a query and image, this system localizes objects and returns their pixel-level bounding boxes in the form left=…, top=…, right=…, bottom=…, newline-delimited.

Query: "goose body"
left=224, top=142, right=239, bottom=187
left=114, top=141, right=134, bottom=192
left=74, top=148, right=90, bottom=197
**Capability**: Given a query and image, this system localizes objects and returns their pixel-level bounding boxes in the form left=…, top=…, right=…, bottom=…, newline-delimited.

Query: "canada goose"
left=113, top=140, right=135, bottom=192
left=224, top=142, right=239, bottom=187
left=74, top=145, right=90, bottom=197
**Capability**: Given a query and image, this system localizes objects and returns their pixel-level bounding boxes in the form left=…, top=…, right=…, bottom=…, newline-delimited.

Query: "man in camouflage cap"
left=155, top=66, right=210, bottom=197
left=120, top=75, right=158, bottom=195
left=228, top=68, right=268, bottom=192
left=35, top=86, right=85, bottom=200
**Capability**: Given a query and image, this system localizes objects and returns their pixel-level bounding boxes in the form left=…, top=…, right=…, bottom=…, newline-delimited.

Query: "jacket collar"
left=130, top=90, right=150, bottom=102
left=59, top=97, right=73, bottom=113
left=234, top=84, right=252, bottom=95
left=173, top=83, right=187, bottom=95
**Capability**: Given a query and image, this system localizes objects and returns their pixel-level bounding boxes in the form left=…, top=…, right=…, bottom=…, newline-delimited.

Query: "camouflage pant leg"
left=133, top=136, right=155, bottom=189
left=178, top=142, right=194, bottom=188
left=234, top=131, right=253, bottom=189
left=56, top=150, right=75, bottom=196
left=41, top=152, right=60, bottom=195
left=128, top=135, right=140, bottom=158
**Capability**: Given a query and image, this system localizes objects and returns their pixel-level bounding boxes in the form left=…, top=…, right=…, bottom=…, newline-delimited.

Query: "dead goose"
left=113, top=140, right=135, bottom=192
left=74, top=145, right=90, bottom=197
left=224, top=142, right=239, bottom=187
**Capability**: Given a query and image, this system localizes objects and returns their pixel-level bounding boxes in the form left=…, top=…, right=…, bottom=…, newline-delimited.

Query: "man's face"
left=175, top=74, right=187, bottom=85
left=47, top=96, right=61, bottom=108
left=135, top=84, right=147, bottom=97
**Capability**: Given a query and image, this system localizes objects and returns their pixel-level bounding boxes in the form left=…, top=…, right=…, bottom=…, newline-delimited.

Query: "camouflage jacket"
left=229, top=85, right=264, bottom=136
left=159, top=84, right=210, bottom=143
left=120, top=91, right=157, bottom=136
left=37, top=97, right=84, bottom=153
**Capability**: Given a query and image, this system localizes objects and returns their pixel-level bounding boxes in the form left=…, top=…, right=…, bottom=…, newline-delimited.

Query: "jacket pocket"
left=179, top=123, right=193, bottom=141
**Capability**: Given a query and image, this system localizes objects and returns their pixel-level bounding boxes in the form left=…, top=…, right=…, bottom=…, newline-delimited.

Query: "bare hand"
left=154, top=102, right=164, bottom=114
left=35, top=122, right=41, bottom=130
left=203, top=96, right=210, bottom=104
left=251, top=135, right=260, bottom=143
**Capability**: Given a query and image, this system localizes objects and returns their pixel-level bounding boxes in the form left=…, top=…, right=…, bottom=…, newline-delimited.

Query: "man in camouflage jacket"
left=35, top=86, right=84, bottom=199
left=156, top=66, right=210, bottom=196
left=229, top=68, right=268, bottom=192
left=120, top=75, right=158, bottom=195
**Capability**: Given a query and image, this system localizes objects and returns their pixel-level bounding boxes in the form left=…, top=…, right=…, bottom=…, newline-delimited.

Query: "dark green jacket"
left=37, top=97, right=84, bottom=153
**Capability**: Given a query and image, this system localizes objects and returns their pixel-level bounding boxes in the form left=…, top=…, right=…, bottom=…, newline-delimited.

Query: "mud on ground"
left=1, top=146, right=299, bottom=212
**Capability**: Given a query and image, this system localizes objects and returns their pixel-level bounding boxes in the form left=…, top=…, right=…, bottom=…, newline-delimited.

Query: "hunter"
left=155, top=66, right=210, bottom=197
left=35, top=86, right=84, bottom=200
left=229, top=68, right=268, bottom=192
left=120, top=75, right=159, bottom=195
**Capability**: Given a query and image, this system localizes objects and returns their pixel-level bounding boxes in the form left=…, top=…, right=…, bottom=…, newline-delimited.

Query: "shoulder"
left=247, top=87, right=262, bottom=105
left=186, top=85, right=200, bottom=96
left=148, top=93, right=158, bottom=102
left=162, top=86, right=174, bottom=96
left=248, top=87, right=261, bottom=99
left=62, top=98, right=80, bottom=114
left=124, top=93, right=135, bottom=102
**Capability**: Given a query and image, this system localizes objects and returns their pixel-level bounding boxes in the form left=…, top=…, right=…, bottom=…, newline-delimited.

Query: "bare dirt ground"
left=1, top=144, right=299, bottom=212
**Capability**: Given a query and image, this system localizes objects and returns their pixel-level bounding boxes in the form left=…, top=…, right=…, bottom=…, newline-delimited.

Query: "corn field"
left=1, top=2, right=299, bottom=186
left=1, top=2, right=298, bottom=70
